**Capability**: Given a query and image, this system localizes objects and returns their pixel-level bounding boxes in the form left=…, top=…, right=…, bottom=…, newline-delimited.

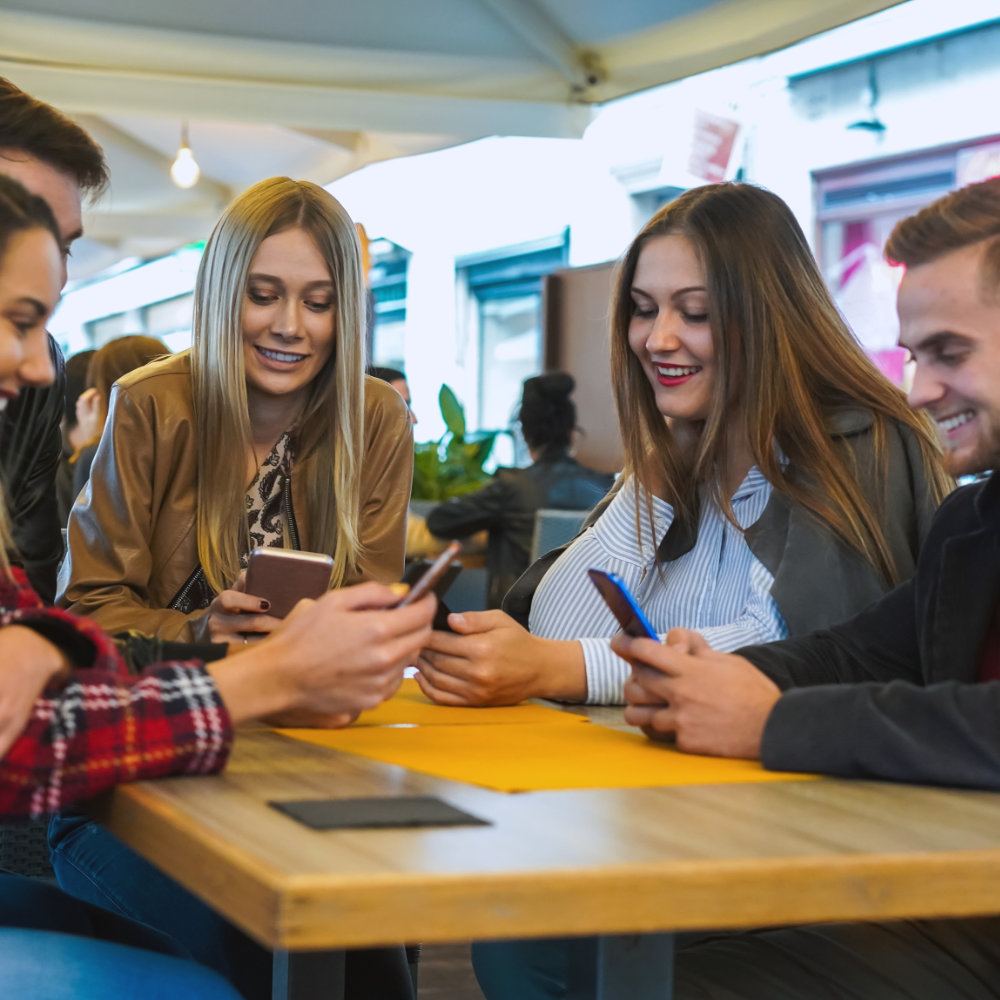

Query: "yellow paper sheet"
left=348, top=679, right=588, bottom=728
left=283, top=720, right=813, bottom=792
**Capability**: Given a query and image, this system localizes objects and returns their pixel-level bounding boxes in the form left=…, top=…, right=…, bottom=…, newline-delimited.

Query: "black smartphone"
left=396, top=540, right=462, bottom=607
left=244, top=548, right=334, bottom=619
left=402, top=554, right=461, bottom=631
left=587, top=568, right=659, bottom=640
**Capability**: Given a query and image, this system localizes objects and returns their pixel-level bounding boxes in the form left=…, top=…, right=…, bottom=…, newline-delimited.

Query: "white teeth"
left=259, top=347, right=304, bottom=363
left=937, top=411, right=974, bottom=432
left=655, top=365, right=700, bottom=377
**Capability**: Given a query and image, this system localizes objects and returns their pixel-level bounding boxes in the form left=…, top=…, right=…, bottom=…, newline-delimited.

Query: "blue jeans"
left=0, top=929, right=243, bottom=999
left=49, top=813, right=416, bottom=1000
left=0, top=875, right=241, bottom=999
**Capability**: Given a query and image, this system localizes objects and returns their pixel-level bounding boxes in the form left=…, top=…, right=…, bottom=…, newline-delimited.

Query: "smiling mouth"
left=936, top=410, right=975, bottom=433
left=256, top=346, right=307, bottom=364
left=655, top=365, right=701, bottom=378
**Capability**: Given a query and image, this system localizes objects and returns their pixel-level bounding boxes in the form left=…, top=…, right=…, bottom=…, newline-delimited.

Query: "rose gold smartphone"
left=395, top=540, right=462, bottom=607
left=244, top=548, right=334, bottom=618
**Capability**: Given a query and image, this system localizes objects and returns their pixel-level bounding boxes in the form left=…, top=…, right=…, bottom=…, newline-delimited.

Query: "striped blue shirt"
left=529, top=471, right=788, bottom=704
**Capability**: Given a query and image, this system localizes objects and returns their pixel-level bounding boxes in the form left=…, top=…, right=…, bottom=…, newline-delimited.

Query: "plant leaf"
left=439, top=384, right=465, bottom=438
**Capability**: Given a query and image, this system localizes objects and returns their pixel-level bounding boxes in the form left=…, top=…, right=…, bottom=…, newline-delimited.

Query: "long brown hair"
left=610, top=182, right=951, bottom=586
left=78, top=335, right=169, bottom=450
left=191, top=177, right=366, bottom=594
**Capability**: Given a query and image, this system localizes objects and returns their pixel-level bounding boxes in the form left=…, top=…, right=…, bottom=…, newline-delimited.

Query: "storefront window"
left=815, top=137, right=1000, bottom=386
left=458, top=233, right=569, bottom=435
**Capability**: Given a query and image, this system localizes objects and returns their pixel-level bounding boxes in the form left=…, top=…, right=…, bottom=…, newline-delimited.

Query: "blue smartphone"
left=587, top=569, right=659, bottom=640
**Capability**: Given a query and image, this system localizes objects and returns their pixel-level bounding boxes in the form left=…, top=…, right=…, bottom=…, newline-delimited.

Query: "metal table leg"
left=567, top=933, right=675, bottom=1000
left=272, top=949, right=346, bottom=1000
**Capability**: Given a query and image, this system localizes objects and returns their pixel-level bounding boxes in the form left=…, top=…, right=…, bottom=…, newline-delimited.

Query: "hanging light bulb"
left=170, top=122, right=200, bottom=188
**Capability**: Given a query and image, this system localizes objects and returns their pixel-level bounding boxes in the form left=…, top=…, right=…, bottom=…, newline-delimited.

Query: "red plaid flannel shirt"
left=1, top=567, right=233, bottom=819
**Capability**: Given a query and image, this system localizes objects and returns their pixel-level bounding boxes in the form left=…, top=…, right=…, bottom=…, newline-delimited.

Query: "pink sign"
left=689, top=110, right=740, bottom=183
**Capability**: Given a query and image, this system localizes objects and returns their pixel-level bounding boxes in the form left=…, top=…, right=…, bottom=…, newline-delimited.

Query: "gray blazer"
left=503, top=410, right=944, bottom=639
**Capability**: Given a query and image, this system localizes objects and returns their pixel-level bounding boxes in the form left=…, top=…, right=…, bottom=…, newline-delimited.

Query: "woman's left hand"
left=414, top=610, right=587, bottom=706
left=207, top=572, right=282, bottom=643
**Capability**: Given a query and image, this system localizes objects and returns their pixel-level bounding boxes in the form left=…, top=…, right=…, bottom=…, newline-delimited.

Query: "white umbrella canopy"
left=0, top=0, right=903, bottom=279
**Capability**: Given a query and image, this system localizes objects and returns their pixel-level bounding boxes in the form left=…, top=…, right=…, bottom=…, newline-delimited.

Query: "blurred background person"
left=55, top=347, right=94, bottom=525
left=426, top=372, right=613, bottom=608
left=368, top=365, right=416, bottom=423
left=69, top=335, right=169, bottom=498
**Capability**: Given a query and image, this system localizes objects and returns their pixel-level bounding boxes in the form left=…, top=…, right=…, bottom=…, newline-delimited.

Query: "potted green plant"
left=411, top=384, right=505, bottom=503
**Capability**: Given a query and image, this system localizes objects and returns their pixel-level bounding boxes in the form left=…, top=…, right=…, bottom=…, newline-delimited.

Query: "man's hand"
left=210, top=582, right=435, bottom=725
left=615, top=627, right=781, bottom=759
left=414, top=609, right=586, bottom=706
left=0, top=625, right=72, bottom=758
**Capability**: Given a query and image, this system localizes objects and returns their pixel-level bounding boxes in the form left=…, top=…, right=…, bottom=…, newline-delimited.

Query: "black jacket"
left=0, top=335, right=65, bottom=602
left=427, top=449, right=613, bottom=608
left=750, top=470, right=1000, bottom=789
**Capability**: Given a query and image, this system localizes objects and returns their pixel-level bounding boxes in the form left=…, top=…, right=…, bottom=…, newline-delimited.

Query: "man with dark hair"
left=369, top=364, right=416, bottom=423
left=0, top=75, right=109, bottom=599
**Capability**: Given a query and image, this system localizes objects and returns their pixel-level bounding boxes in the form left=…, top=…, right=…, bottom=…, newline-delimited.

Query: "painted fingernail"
left=260, top=599, right=270, bottom=611
left=389, top=583, right=409, bottom=597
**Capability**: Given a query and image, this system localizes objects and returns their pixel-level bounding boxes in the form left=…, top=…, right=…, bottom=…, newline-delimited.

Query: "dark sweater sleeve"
left=426, top=478, right=514, bottom=539
left=742, top=578, right=1000, bottom=788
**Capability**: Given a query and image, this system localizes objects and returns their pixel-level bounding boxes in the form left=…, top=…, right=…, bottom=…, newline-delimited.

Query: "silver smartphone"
left=244, top=548, right=334, bottom=618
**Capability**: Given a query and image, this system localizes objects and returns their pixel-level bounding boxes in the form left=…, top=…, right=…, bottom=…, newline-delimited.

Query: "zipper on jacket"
left=282, top=474, right=301, bottom=551
left=168, top=564, right=207, bottom=611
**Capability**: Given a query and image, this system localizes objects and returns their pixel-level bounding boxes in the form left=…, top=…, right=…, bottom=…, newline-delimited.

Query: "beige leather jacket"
left=58, top=352, right=413, bottom=641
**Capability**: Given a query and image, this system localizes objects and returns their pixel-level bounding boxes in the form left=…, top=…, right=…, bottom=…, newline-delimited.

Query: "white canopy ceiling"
left=0, top=0, right=903, bottom=279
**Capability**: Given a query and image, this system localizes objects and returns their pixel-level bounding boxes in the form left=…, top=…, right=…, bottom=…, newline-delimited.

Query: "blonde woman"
left=59, top=177, right=413, bottom=643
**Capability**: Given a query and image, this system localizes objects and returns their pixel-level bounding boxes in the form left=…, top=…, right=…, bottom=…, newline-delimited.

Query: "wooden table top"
left=94, top=722, right=1000, bottom=952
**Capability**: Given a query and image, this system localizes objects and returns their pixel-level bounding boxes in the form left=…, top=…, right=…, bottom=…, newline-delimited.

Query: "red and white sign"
left=688, top=110, right=741, bottom=183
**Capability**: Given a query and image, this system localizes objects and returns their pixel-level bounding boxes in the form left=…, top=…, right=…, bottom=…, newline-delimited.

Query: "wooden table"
left=93, top=720, right=1000, bottom=999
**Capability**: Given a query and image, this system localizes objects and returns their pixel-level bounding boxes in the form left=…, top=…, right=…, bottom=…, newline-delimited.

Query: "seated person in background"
left=366, top=364, right=455, bottom=560
left=426, top=372, right=613, bottom=608
left=70, top=335, right=169, bottom=497
left=0, top=173, right=434, bottom=1000
left=483, top=173, right=1000, bottom=1000
left=58, top=177, right=414, bottom=644
left=54, top=347, right=94, bottom=525
left=369, top=364, right=416, bottom=423
left=416, top=182, right=951, bottom=708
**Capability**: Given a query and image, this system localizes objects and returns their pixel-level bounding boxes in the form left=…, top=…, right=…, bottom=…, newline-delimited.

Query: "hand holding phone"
left=587, top=569, right=659, bottom=640
left=396, top=541, right=462, bottom=608
left=244, top=548, right=334, bottom=619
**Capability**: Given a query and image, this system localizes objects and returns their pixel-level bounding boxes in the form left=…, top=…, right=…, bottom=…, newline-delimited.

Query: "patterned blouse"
left=244, top=432, right=294, bottom=562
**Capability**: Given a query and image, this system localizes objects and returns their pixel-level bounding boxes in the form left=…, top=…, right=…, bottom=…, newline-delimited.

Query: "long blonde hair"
left=191, top=177, right=366, bottom=593
left=611, top=182, right=952, bottom=587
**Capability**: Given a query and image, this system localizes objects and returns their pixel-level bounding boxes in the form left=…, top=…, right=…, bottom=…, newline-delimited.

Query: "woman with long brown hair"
left=418, top=181, right=950, bottom=711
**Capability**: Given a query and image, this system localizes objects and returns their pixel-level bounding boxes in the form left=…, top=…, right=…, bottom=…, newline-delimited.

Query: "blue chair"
left=530, top=509, right=590, bottom=563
